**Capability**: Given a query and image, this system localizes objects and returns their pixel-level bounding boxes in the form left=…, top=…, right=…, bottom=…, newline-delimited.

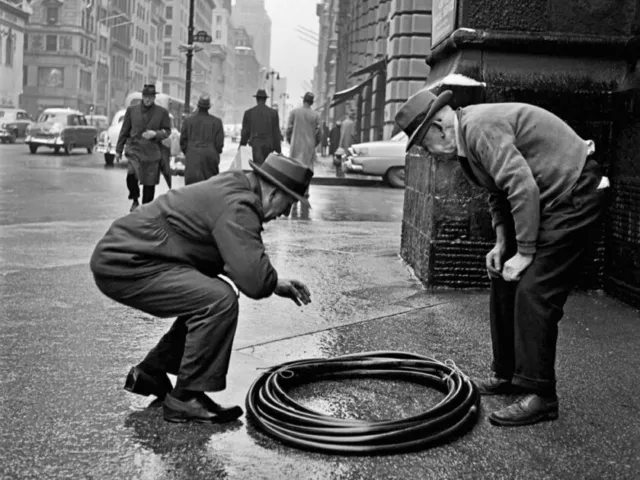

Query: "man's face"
left=142, top=95, right=155, bottom=107
left=263, top=189, right=297, bottom=222
left=420, top=122, right=457, bottom=157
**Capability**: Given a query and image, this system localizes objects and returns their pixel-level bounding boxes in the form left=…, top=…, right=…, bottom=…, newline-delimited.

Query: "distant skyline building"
left=231, top=0, right=271, bottom=69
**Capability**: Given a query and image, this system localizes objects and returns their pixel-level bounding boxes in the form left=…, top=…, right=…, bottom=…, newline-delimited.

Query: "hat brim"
left=249, top=158, right=311, bottom=207
left=405, top=90, right=454, bottom=152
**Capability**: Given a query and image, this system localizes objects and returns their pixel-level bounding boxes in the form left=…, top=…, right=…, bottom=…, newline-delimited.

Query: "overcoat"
left=339, top=118, right=356, bottom=151
left=329, top=124, right=341, bottom=155
left=180, top=111, right=224, bottom=185
left=116, top=103, right=172, bottom=186
left=286, top=105, right=321, bottom=169
left=240, top=103, right=281, bottom=164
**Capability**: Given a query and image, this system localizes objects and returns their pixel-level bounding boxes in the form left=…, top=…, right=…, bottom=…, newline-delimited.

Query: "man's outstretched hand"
left=274, top=279, right=311, bottom=306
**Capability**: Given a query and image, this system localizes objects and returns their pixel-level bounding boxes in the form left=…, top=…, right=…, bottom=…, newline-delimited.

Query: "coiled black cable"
left=246, top=351, right=480, bottom=455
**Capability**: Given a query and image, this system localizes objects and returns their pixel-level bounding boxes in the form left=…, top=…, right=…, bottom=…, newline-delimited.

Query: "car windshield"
left=0, top=111, right=15, bottom=120
left=38, top=113, right=67, bottom=124
left=391, top=132, right=408, bottom=142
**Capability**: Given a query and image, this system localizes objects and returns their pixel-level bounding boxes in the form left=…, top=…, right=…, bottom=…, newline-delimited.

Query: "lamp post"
left=265, top=69, right=280, bottom=108
left=92, top=5, right=127, bottom=115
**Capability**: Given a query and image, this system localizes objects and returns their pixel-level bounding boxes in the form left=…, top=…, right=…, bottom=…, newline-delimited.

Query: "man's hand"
left=142, top=130, right=156, bottom=140
left=274, top=279, right=311, bottom=306
left=486, top=242, right=507, bottom=279
left=115, top=152, right=122, bottom=162
left=502, top=253, right=533, bottom=282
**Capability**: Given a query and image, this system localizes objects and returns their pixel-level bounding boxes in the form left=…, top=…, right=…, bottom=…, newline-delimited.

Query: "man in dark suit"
left=240, top=89, right=281, bottom=165
left=180, top=94, right=224, bottom=185
left=395, top=89, right=607, bottom=427
left=116, top=84, right=172, bottom=211
left=90, top=154, right=313, bottom=424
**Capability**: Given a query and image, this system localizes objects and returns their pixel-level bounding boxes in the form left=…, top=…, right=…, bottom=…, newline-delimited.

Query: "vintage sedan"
left=25, top=108, right=98, bottom=154
left=343, top=132, right=407, bottom=188
left=97, top=109, right=182, bottom=166
left=0, top=108, right=34, bottom=143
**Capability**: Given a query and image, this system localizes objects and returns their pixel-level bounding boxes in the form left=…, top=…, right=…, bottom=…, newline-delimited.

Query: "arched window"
left=5, top=32, right=13, bottom=67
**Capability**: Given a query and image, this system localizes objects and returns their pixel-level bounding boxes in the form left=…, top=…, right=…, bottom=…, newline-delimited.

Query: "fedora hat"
left=197, top=95, right=211, bottom=109
left=249, top=153, right=313, bottom=207
left=253, top=89, right=269, bottom=99
left=395, top=89, right=453, bottom=151
left=142, top=84, right=157, bottom=96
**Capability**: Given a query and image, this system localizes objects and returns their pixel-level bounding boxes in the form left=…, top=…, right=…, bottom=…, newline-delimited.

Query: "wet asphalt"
left=1, top=143, right=639, bottom=479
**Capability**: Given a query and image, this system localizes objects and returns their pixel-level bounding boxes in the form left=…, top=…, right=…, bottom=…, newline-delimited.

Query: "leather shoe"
left=124, top=366, right=173, bottom=401
left=163, top=393, right=244, bottom=423
left=474, top=376, right=530, bottom=396
left=489, top=394, right=559, bottom=426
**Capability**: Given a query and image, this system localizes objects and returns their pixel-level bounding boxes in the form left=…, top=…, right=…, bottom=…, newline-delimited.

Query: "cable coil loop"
left=246, top=351, right=480, bottom=455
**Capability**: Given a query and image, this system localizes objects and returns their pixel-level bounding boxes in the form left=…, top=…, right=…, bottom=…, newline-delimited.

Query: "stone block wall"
left=383, top=0, right=432, bottom=138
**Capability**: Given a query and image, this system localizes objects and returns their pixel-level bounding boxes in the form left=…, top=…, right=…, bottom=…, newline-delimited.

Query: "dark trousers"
left=127, top=173, right=155, bottom=204
left=94, top=266, right=239, bottom=392
left=251, top=140, right=273, bottom=166
left=490, top=159, right=605, bottom=395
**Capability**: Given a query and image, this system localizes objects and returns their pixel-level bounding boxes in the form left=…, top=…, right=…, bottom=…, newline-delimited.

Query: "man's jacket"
left=456, top=103, right=590, bottom=255
left=90, top=171, right=278, bottom=299
left=180, top=111, right=224, bottom=185
left=286, top=105, right=321, bottom=168
left=240, top=103, right=281, bottom=153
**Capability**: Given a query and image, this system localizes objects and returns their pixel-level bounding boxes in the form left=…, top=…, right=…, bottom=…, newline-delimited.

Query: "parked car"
left=0, top=108, right=34, bottom=142
left=86, top=114, right=109, bottom=137
left=97, top=109, right=182, bottom=166
left=343, top=132, right=407, bottom=188
left=25, top=108, right=98, bottom=155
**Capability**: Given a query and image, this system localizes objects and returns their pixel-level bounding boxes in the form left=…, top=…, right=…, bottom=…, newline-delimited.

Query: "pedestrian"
left=286, top=92, right=321, bottom=171
left=180, top=94, right=224, bottom=185
left=339, top=111, right=356, bottom=152
left=240, top=89, right=282, bottom=165
left=116, top=84, right=172, bottom=212
left=90, top=153, right=313, bottom=424
left=395, top=89, right=607, bottom=427
left=329, top=121, right=341, bottom=156
left=321, top=122, right=330, bottom=156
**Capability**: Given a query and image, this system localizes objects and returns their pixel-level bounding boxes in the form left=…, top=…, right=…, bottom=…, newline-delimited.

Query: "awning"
left=330, top=74, right=375, bottom=108
left=349, top=57, right=387, bottom=79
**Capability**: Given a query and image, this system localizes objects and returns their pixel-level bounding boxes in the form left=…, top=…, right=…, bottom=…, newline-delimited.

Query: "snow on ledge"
left=427, top=73, right=486, bottom=89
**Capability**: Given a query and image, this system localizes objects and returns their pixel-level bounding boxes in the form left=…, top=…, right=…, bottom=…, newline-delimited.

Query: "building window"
left=215, top=30, right=221, bottom=40
left=163, top=63, right=169, bottom=75
left=80, top=70, right=92, bottom=91
left=166, top=6, right=172, bottom=19
left=23, top=65, right=27, bottom=86
left=163, top=42, right=171, bottom=56
left=165, top=25, right=172, bottom=37
left=38, top=67, right=64, bottom=88
left=23, top=33, right=28, bottom=52
left=45, top=35, right=57, bottom=51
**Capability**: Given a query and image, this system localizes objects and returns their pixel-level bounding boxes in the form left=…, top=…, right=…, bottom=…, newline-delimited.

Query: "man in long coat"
left=180, top=94, right=224, bottom=185
left=395, top=89, right=607, bottom=427
left=339, top=112, right=356, bottom=151
left=329, top=121, right=341, bottom=156
left=240, top=89, right=281, bottom=165
left=90, top=154, right=313, bottom=423
left=116, top=84, right=172, bottom=211
left=286, top=92, right=321, bottom=171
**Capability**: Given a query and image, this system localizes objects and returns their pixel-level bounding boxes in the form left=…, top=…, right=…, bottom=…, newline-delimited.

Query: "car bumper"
left=343, top=157, right=364, bottom=173
left=25, top=135, right=63, bottom=146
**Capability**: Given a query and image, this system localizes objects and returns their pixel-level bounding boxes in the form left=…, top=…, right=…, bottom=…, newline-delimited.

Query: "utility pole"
left=184, top=0, right=195, bottom=115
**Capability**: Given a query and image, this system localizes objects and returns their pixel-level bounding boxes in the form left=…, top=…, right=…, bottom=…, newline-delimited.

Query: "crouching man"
left=90, top=153, right=313, bottom=423
left=395, top=89, right=606, bottom=426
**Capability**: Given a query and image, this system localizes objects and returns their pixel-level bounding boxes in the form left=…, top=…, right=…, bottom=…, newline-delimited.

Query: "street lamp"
left=265, top=69, right=280, bottom=108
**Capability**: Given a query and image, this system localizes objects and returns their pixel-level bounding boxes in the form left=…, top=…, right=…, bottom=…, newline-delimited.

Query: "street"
left=1, top=143, right=639, bottom=480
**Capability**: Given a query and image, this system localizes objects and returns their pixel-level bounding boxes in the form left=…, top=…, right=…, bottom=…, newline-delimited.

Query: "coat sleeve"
left=240, top=110, right=250, bottom=146
left=272, top=110, right=282, bottom=153
left=179, top=119, right=188, bottom=154
left=214, top=118, right=224, bottom=154
left=213, top=198, right=278, bottom=299
left=469, top=122, right=540, bottom=255
left=154, top=109, right=172, bottom=141
left=115, top=107, right=132, bottom=155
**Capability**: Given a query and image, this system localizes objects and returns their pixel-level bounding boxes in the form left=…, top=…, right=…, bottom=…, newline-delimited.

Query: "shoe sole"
left=163, top=406, right=244, bottom=424
left=488, top=411, right=559, bottom=427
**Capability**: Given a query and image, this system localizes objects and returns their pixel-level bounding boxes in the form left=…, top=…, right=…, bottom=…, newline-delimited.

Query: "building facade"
left=231, top=25, right=260, bottom=125
left=231, top=0, right=270, bottom=69
left=210, top=0, right=235, bottom=123
left=0, top=0, right=29, bottom=109
left=315, top=0, right=432, bottom=141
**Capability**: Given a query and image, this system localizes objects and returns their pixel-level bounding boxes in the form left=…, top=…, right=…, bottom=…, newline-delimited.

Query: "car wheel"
left=385, top=167, right=406, bottom=189
left=53, top=146, right=61, bottom=154
left=28, top=143, right=38, bottom=154
left=64, top=144, right=74, bottom=155
left=104, top=153, right=115, bottom=166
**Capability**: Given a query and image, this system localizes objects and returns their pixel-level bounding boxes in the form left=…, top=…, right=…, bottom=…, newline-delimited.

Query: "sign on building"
left=193, top=30, right=212, bottom=43
left=431, top=0, right=458, bottom=48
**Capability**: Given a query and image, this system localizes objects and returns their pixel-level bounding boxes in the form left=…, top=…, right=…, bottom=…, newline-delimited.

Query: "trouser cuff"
left=512, top=374, right=556, bottom=397
left=175, top=376, right=227, bottom=393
